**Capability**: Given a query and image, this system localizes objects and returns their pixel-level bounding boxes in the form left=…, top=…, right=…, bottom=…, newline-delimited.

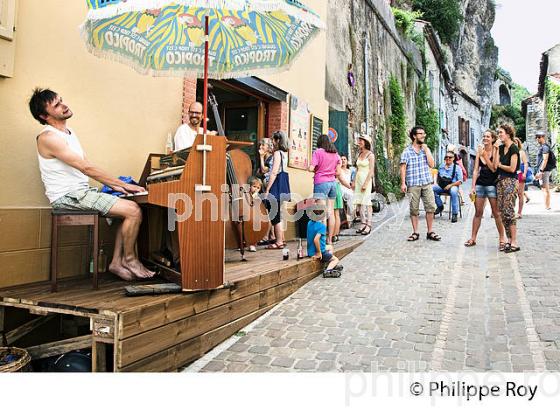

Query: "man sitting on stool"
left=29, top=88, right=155, bottom=281
left=433, top=151, right=463, bottom=223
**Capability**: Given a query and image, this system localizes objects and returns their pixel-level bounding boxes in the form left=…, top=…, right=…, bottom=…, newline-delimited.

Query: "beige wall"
left=0, top=0, right=183, bottom=208
left=262, top=0, right=328, bottom=199
left=0, top=0, right=328, bottom=287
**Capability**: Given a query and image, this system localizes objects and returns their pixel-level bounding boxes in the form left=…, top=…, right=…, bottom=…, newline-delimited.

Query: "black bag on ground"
left=437, top=163, right=457, bottom=190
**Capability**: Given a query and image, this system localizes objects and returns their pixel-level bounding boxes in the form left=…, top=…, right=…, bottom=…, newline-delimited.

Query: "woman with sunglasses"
left=464, top=130, right=506, bottom=248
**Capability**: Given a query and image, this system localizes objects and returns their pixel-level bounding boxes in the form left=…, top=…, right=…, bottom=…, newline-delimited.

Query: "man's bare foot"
left=124, top=258, right=156, bottom=279
left=109, top=262, right=135, bottom=281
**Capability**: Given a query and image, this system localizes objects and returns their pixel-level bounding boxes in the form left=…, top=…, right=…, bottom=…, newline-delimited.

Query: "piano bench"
left=50, top=209, right=100, bottom=292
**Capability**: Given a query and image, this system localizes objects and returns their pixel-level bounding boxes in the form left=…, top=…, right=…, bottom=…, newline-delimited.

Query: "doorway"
left=197, top=80, right=268, bottom=170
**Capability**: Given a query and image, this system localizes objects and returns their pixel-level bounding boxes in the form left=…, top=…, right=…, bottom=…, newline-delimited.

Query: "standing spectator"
left=494, top=124, right=520, bottom=253
left=257, top=138, right=275, bottom=245
left=464, top=130, right=506, bottom=248
left=514, top=137, right=530, bottom=218
left=264, top=131, right=291, bottom=249
left=247, top=176, right=263, bottom=252
left=535, top=131, right=556, bottom=210
left=352, top=134, right=375, bottom=235
left=258, top=138, right=274, bottom=186
left=309, top=134, right=341, bottom=244
left=400, top=126, right=439, bottom=241
left=432, top=151, right=463, bottom=223
left=338, top=155, right=355, bottom=227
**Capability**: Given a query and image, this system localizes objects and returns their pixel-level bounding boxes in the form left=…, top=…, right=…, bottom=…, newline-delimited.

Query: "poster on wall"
left=288, top=95, right=311, bottom=169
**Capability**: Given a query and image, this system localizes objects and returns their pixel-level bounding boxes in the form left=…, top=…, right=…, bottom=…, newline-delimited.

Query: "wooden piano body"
left=131, top=134, right=253, bottom=292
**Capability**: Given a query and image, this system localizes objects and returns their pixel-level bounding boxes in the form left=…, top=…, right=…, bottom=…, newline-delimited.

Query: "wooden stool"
left=50, top=209, right=99, bottom=292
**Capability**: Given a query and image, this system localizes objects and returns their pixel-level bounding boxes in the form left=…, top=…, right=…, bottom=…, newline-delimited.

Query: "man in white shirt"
left=29, top=88, right=155, bottom=281
left=174, top=102, right=204, bottom=151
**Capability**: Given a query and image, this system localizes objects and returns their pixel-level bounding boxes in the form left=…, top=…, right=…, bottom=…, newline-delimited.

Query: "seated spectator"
left=307, top=200, right=342, bottom=278
left=433, top=151, right=463, bottom=223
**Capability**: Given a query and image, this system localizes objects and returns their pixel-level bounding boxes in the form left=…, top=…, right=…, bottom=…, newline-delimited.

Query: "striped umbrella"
left=81, top=0, right=325, bottom=78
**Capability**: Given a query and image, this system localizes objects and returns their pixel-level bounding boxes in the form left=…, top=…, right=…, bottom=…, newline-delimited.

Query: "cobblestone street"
left=187, top=186, right=560, bottom=373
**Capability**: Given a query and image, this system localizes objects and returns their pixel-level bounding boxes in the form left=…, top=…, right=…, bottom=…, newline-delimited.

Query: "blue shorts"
left=321, top=252, right=333, bottom=263
left=475, top=185, right=497, bottom=199
left=313, top=181, right=337, bottom=199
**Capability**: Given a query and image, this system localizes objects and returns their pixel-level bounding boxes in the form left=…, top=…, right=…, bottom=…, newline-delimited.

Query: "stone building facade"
left=522, top=95, right=547, bottom=166
left=325, top=0, right=423, bottom=164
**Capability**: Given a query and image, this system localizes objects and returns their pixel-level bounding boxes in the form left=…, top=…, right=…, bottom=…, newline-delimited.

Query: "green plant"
left=545, top=78, right=560, bottom=170
left=415, top=80, right=440, bottom=151
left=411, top=0, right=463, bottom=44
left=375, top=126, right=404, bottom=199
left=490, top=104, right=526, bottom=141
left=389, top=75, right=408, bottom=155
left=546, top=78, right=560, bottom=131
left=391, top=7, right=423, bottom=38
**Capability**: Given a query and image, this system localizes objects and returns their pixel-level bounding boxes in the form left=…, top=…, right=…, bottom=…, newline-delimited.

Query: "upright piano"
left=130, top=134, right=261, bottom=291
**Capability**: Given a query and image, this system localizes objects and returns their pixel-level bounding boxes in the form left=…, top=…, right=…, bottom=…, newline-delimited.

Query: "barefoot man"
left=29, top=88, right=155, bottom=280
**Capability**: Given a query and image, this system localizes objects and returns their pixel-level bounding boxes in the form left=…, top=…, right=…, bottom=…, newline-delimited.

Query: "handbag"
left=437, top=163, right=457, bottom=190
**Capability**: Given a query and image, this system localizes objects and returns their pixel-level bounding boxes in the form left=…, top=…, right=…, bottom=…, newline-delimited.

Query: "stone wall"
left=524, top=96, right=547, bottom=166
left=450, top=0, right=498, bottom=129
left=326, top=0, right=423, bottom=163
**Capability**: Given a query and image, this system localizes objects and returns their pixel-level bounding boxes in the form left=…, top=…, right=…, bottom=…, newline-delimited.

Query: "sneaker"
left=333, top=265, right=344, bottom=272
left=248, top=245, right=257, bottom=252
left=323, top=269, right=342, bottom=278
left=451, top=214, right=458, bottom=223
left=435, top=205, right=444, bottom=215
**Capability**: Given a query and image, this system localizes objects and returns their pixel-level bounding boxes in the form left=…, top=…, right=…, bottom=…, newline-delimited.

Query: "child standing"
left=247, top=176, right=263, bottom=252
left=307, top=201, right=342, bottom=278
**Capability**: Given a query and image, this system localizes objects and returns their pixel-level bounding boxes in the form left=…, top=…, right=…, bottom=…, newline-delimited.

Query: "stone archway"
left=499, top=84, right=511, bottom=105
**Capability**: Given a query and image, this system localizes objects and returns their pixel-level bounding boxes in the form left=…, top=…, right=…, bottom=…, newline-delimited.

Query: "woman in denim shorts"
left=309, top=134, right=341, bottom=244
left=465, top=130, right=506, bottom=248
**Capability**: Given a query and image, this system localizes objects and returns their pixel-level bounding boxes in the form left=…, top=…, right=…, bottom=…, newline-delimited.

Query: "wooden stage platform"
left=0, top=238, right=361, bottom=372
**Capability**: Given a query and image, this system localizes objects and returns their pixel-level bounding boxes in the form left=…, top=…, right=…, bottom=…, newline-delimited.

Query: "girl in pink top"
left=309, top=134, right=341, bottom=244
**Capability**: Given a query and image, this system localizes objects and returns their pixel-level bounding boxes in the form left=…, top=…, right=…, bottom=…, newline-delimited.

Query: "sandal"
left=356, top=225, right=366, bottom=234
left=464, top=239, right=476, bottom=247
left=503, top=243, right=511, bottom=252
left=265, top=242, right=284, bottom=250
left=332, top=235, right=339, bottom=243
left=499, top=242, right=507, bottom=252
left=407, top=233, right=420, bottom=242
left=505, top=245, right=520, bottom=253
left=426, top=232, right=442, bottom=241
left=361, top=225, right=371, bottom=235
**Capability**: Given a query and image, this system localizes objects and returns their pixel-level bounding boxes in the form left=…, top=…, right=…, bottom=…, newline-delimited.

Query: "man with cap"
left=535, top=131, right=556, bottom=210
left=400, top=126, right=440, bottom=241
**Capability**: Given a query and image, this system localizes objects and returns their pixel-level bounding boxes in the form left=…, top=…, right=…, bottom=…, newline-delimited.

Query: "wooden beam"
left=26, top=334, right=92, bottom=360
left=92, top=341, right=107, bottom=372
left=5, top=315, right=57, bottom=345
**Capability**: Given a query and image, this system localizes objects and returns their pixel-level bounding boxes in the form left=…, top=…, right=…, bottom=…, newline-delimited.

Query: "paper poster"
left=288, top=96, right=311, bottom=169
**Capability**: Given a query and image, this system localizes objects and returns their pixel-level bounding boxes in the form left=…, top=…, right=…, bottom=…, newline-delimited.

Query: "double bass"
left=208, top=93, right=270, bottom=260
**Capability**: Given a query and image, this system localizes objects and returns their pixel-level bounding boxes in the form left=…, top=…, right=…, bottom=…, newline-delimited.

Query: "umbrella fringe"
left=80, top=21, right=321, bottom=80
left=86, top=0, right=325, bottom=29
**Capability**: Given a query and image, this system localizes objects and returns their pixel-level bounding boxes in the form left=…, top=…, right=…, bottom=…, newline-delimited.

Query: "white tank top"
left=37, top=125, right=89, bottom=203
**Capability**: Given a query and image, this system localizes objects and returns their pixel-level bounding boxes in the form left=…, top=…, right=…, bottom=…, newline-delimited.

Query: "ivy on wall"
left=546, top=78, right=560, bottom=131
left=546, top=78, right=560, bottom=169
left=389, top=75, right=407, bottom=155
left=375, top=125, right=404, bottom=199
left=391, top=7, right=423, bottom=39
left=415, top=80, right=440, bottom=151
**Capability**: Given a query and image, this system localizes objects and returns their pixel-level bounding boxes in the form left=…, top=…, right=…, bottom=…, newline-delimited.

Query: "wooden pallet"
left=0, top=239, right=361, bottom=372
